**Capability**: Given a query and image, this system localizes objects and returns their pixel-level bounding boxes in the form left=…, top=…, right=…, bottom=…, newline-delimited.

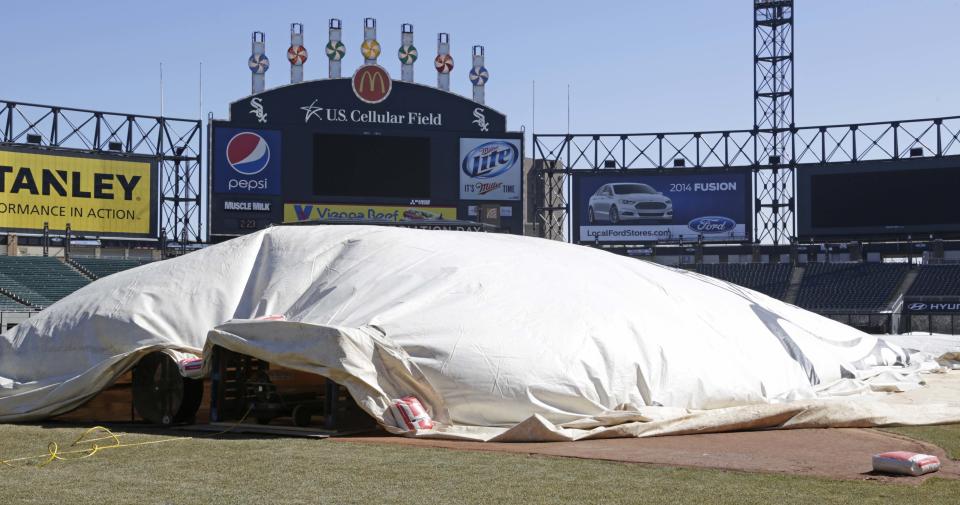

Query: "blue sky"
left=4, top=0, right=959, bottom=139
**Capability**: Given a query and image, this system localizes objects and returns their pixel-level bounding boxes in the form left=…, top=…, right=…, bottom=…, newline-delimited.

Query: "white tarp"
left=1, top=226, right=958, bottom=440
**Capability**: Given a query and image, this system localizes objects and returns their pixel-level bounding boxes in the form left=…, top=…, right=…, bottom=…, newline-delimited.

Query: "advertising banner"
left=0, top=147, right=156, bottom=237
left=574, top=171, right=751, bottom=243
left=284, top=203, right=457, bottom=223
left=904, top=301, right=960, bottom=313
left=213, top=127, right=282, bottom=195
left=459, top=138, right=522, bottom=201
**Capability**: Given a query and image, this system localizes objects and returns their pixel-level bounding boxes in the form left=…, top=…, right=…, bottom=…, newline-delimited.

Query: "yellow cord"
left=1, top=406, right=253, bottom=468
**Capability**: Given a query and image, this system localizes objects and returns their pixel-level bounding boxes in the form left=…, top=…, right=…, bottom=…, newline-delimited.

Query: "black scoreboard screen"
left=313, top=134, right=431, bottom=199
left=797, top=157, right=960, bottom=238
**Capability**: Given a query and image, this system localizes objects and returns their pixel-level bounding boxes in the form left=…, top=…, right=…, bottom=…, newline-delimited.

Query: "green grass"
left=882, top=424, right=960, bottom=459
left=0, top=424, right=958, bottom=505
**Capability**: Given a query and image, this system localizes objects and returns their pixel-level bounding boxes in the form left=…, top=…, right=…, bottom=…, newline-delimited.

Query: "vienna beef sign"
left=0, top=148, right=155, bottom=237
left=284, top=203, right=456, bottom=224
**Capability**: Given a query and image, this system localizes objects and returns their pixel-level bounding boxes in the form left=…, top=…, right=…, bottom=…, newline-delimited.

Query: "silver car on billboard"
left=587, top=183, right=673, bottom=224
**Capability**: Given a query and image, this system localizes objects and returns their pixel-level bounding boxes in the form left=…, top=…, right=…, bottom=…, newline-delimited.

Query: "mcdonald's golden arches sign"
left=352, top=64, right=392, bottom=104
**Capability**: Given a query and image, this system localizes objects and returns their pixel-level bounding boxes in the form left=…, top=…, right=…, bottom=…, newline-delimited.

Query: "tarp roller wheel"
left=132, top=352, right=203, bottom=426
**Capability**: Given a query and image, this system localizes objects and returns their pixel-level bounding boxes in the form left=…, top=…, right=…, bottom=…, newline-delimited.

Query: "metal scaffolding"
left=753, top=0, right=795, bottom=245
left=532, top=115, right=960, bottom=242
left=0, top=100, right=203, bottom=248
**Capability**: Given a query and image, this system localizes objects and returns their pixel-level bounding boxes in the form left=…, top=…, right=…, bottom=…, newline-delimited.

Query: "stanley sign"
left=0, top=147, right=156, bottom=237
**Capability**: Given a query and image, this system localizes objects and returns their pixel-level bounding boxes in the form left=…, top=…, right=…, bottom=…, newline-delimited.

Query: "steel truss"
left=0, top=100, right=203, bottom=246
left=754, top=0, right=794, bottom=244
left=531, top=160, right=567, bottom=241
left=532, top=115, right=960, bottom=243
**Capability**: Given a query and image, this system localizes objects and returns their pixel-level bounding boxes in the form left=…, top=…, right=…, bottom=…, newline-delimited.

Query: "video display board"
left=0, top=146, right=157, bottom=238
left=572, top=170, right=752, bottom=243
left=208, top=75, right=523, bottom=238
left=797, top=157, right=960, bottom=239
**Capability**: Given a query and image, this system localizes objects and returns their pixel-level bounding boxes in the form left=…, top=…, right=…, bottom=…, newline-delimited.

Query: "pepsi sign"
left=688, top=216, right=737, bottom=234
left=214, top=128, right=281, bottom=195
left=227, top=132, right=271, bottom=175
left=459, top=138, right=522, bottom=201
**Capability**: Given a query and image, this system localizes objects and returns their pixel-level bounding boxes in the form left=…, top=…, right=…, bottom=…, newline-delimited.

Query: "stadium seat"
left=695, top=263, right=792, bottom=300
left=907, top=265, right=960, bottom=298
left=795, top=263, right=907, bottom=312
left=0, top=257, right=91, bottom=309
left=0, top=291, right=31, bottom=311
left=71, top=257, right=153, bottom=280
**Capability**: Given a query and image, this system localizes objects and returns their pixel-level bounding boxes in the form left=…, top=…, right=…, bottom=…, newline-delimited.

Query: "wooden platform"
left=51, top=371, right=218, bottom=424
left=49, top=358, right=373, bottom=434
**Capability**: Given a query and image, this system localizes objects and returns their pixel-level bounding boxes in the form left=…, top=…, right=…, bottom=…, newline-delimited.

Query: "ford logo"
left=461, top=141, right=519, bottom=179
left=688, top=216, right=736, bottom=234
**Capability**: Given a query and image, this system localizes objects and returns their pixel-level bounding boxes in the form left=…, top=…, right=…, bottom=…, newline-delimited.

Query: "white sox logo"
left=472, top=107, right=489, bottom=132
left=249, top=97, right=268, bottom=123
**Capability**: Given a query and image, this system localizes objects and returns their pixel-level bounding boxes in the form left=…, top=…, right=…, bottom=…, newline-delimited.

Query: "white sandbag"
left=872, top=451, right=941, bottom=476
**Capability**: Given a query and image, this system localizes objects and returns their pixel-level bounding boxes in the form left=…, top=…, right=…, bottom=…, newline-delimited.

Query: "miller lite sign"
left=459, top=138, right=521, bottom=201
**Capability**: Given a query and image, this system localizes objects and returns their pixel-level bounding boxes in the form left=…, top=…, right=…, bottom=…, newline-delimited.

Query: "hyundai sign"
left=213, top=128, right=282, bottom=195
left=904, top=301, right=960, bottom=313
left=459, top=138, right=522, bottom=201
left=573, top=171, right=752, bottom=243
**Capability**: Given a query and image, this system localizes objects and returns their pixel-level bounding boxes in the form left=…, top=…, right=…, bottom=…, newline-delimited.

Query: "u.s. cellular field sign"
left=0, top=147, right=157, bottom=238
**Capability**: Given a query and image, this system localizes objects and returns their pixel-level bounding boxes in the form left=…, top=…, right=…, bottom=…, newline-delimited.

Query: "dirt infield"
left=334, top=428, right=960, bottom=482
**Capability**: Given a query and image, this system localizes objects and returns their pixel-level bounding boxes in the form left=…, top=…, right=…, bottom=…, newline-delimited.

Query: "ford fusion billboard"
left=574, top=171, right=751, bottom=243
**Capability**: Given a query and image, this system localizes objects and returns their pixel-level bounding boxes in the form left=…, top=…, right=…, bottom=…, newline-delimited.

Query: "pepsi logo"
left=227, top=132, right=271, bottom=175
left=688, top=216, right=737, bottom=234
left=461, top=141, right=519, bottom=179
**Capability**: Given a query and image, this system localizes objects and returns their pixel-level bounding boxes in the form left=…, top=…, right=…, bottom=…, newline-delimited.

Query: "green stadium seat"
left=71, top=257, right=153, bottom=280
left=0, top=257, right=91, bottom=309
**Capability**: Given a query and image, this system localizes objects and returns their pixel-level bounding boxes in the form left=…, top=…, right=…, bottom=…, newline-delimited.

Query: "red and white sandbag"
left=177, top=357, right=204, bottom=378
left=871, top=451, right=941, bottom=476
left=389, top=396, right=435, bottom=431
